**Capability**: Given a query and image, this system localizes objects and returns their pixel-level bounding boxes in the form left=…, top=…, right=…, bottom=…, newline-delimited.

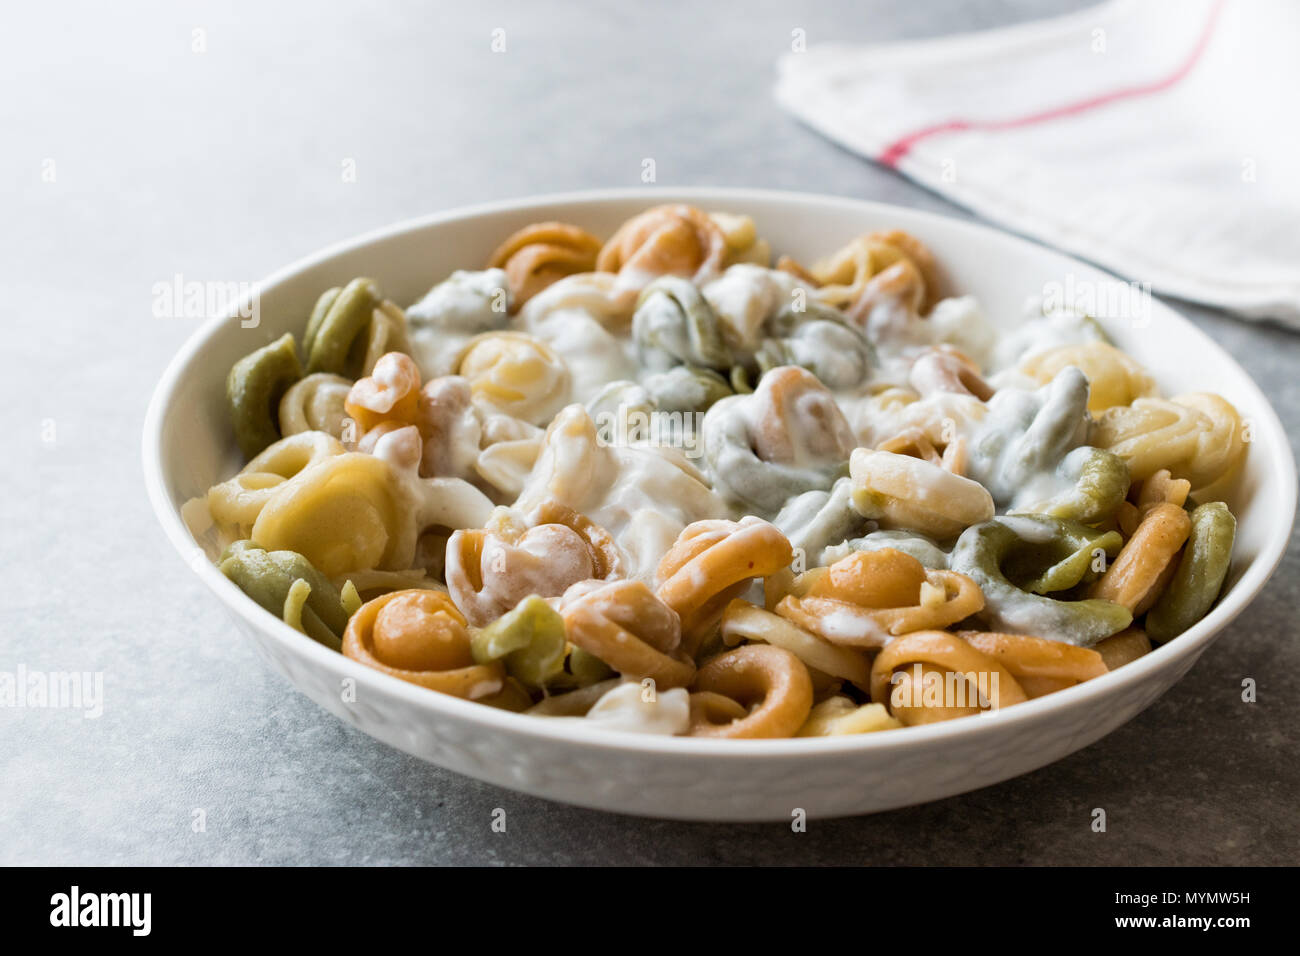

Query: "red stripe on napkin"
left=878, top=0, right=1224, bottom=168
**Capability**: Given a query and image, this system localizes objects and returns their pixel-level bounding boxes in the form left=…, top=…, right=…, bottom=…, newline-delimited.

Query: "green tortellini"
left=702, top=366, right=856, bottom=518
left=406, top=268, right=511, bottom=333
left=470, top=594, right=568, bottom=689
left=773, top=477, right=870, bottom=569
left=1012, top=445, right=1131, bottom=525
left=633, top=276, right=733, bottom=372
left=834, top=529, right=952, bottom=570
left=586, top=379, right=655, bottom=424
left=466, top=595, right=614, bottom=691
left=226, top=332, right=303, bottom=459
left=992, top=309, right=1111, bottom=370
left=967, top=365, right=1133, bottom=525
left=966, top=366, right=1092, bottom=508
left=219, top=540, right=349, bottom=651
left=566, top=647, right=616, bottom=687
left=303, top=277, right=381, bottom=375
left=754, top=318, right=874, bottom=391
left=761, top=297, right=847, bottom=339
left=642, top=365, right=734, bottom=414
left=1146, top=502, right=1236, bottom=642
left=586, top=368, right=731, bottom=450
left=949, top=515, right=1131, bottom=646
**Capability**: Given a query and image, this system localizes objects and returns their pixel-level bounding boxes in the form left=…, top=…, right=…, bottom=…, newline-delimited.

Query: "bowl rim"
left=142, top=186, right=1298, bottom=759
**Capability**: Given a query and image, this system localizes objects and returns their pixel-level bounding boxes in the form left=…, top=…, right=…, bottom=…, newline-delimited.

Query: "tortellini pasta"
left=704, top=366, right=855, bottom=516
left=470, top=594, right=569, bottom=689
left=487, top=221, right=602, bottom=309
left=695, top=263, right=875, bottom=389
left=455, top=331, right=571, bottom=425
left=406, top=269, right=511, bottom=377
left=633, top=276, right=734, bottom=372
left=849, top=448, right=994, bottom=541
left=446, top=501, right=624, bottom=627
left=1019, top=341, right=1155, bottom=412
left=1145, top=501, right=1236, bottom=641
left=227, top=332, right=303, bottom=459
left=702, top=263, right=812, bottom=348
left=1011, top=445, right=1130, bottom=525
left=754, top=315, right=874, bottom=391
left=248, top=426, right=492, bottom=577
left=779, top=229, right=943, bottom=318
left=949, top=516, right=1130, bottom=646
left=688, top=644, right=812, bottom=738
left=342, top=589, right=506, bottom=701
left=203, top=205, right=1247, bottom=738
left=775, top=548, right=984, bottom=648
left=656, top=516, right=793, bottom=654
left=561, top=578, right=696, bottom=689
left=278, top=372, right=352, bottom=439
left=965, top=366, right=1092, bottom=508
left=207, top=430, right=345, bottom=537
left=596, top=203, right=728, bottom=287
left=869, top=630, right=1106, bottom=725
left=1090, top=392, right=1246, bottom=495
left=303, top=277, right=410, bottom=378
left=519, top=270, right=638, bottom=330
left=220, top=540, right=350, bottom=650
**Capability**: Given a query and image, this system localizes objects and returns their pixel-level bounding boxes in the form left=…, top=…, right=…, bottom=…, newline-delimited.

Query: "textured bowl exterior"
left=145, top=189, right=1296, bottom=821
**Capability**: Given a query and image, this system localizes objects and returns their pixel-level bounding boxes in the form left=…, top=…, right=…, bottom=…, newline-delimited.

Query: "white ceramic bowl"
left=143, top=189, right=1296, bottom=821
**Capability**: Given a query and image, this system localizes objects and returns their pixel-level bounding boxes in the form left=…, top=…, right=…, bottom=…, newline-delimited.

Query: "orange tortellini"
left=445, top=502, right=624, bottom=627
left=596, top=204, right=729, bottom=286
left=488, top=221, right=603, bottom=309
left=779, top=229, right=944, bottom=317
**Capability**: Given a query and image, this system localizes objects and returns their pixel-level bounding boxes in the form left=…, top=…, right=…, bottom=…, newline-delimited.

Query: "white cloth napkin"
left=776, top=0, right=1300, bottom=326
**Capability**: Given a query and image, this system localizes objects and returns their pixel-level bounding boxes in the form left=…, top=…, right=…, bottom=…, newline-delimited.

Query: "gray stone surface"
left=2, top=0, right=1296, bottom=865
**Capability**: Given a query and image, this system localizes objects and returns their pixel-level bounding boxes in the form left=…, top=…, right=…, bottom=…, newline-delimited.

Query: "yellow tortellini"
left=250, top=452, right=410, bottom=577
left=711, top=212, right=772, bottom=268
left=1019, top=341, right=1156, bottom=413
left=278, top=372, right=353, bottom=439
left=455, top=331, right=571, bottom=426
left=849, top=448, right=994, bottom=542
left=250, top=427, right=493, bottom=577
left=797, top=697, right=902, bottom=736
left=207, top=431, right=345, bottom=537
left=1090, top=392, right=1246, bottom=494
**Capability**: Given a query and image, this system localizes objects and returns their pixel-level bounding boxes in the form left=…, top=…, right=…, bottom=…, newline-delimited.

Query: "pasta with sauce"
left=195, top=204, right=1245, bottom=738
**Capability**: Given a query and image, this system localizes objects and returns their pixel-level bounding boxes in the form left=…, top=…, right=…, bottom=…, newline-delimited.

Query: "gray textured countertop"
left=4, top=0, right=1296, bottom=865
